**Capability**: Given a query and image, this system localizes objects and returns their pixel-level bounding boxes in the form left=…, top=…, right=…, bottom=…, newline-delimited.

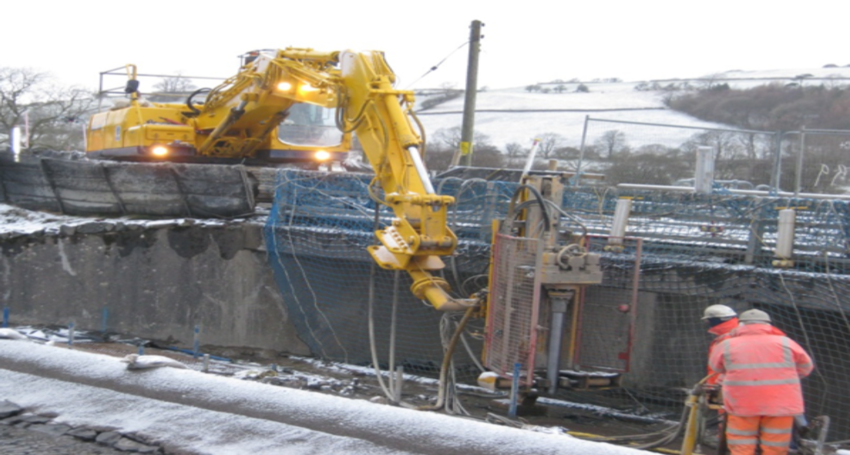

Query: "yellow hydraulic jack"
left=680, top=382, right=724, bottom=455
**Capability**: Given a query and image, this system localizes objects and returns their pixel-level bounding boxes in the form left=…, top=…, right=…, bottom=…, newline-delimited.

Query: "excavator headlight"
left=276, top=81, right=294, bottom=92
left=314, top=150, right=331, bottom=161
left=151, top=145, right=169, bottom=157
left=298, top=83, right=319, bottom=94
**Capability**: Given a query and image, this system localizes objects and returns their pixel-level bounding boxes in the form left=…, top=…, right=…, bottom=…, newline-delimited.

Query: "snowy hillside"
left=669, top=66, right=850, bottom=84
left=415, top=67, right=850, bottom=152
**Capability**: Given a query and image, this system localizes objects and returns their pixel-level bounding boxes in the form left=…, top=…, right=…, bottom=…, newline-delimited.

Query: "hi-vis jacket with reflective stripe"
left=706, top=318, right=739, bottom=385
left=708, top=323, right=813, bottom=416
left=706, top=319, right=786, bottom=385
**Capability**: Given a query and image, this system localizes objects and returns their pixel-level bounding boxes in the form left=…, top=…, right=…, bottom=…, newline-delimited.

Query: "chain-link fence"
left=264, top=169, right=850, bottom=440
left=575, top=117, right=850, bottom=199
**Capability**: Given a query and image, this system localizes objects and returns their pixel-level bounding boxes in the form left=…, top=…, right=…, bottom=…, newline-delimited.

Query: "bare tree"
left=0, top=67, right=95, bottom=152
left=431, top=126, right=492, bottom=153
left=154, top=74, right=197, bottom=93
left=682, top=131, right=762, bottom=181
left=605, top=150, right=691, bottom=185
left=427, top=126, right=496, bottom=169
left=732, top=132, right=773, bottom=161
left=535, top=132, right=565, bottom=159
left=553, top=146, right=581, bottom=160
left=593, top=129, right=627, bottom=158
left=148, top=74, right=198, bottom=102
left=504, top=142, right=528, bottom=167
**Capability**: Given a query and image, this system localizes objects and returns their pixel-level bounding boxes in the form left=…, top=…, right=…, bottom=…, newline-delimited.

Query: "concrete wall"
left=4, top=217, right=848, bottom=437
left=0, top=220, right=309, bottom=355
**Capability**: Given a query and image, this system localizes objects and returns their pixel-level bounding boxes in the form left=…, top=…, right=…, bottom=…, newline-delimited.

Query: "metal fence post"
left=795, top=127, right=806, bottom=196
left=574, top=115, right=590, bottom=186
left=771, top=131, right=784, bottom=191
left=68, top=321, right=75, bottom=346
left=101, top=306, right=109, bottom=334
left=694, top=146, right=715, bottom=194
left=508, top=362, right=521, bottom=418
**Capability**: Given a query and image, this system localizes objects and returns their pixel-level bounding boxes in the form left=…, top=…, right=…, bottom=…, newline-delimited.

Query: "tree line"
left=0, top=67, right=95, bottom=152
left=0, top=67, right=197, bottom=152
left=666, top=80, right=850, bottom=131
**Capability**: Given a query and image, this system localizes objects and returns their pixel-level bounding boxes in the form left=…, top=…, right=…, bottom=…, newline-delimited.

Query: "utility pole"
left=451, top=20, right=484, bottom=167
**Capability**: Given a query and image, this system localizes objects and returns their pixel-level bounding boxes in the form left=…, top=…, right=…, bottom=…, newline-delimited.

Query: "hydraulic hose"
left=185, top=88, right=211, bottom=115
left=573, top=376, right=716, bottom=451
left=627, top=402, right=689, bottom=450
left=501, top=184, right=552, bottom=236
left=367, top=204, right=394, bottom=400
left=418, top=305, right=476, bottom=411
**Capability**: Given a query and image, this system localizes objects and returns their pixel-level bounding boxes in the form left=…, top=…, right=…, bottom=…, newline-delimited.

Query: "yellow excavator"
left=86, top=48, right=474, bottom=312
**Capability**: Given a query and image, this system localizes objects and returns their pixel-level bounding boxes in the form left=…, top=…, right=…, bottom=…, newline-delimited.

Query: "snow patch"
left=57, top=238, right=76, bottom=276
left=0, top=340, right=645, bottom=455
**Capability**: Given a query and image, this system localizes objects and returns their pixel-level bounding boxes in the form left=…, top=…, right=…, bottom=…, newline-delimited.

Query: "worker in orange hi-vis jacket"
left=709, top=309, right=814, bottom=455
left=702, top=304, right=740, bottom=386
left=703, top=305, right=787, bottom=385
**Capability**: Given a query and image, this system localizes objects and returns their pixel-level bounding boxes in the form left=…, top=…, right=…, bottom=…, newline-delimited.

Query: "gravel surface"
left=0, top=424, right=131, bottom=455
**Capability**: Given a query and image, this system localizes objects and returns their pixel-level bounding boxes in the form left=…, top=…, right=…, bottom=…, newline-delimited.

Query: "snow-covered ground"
left=0, top=339, right=645, bottom=455
left=416, top=67, right=850, bottom=151
left=681, top=66, right=850, bottom=84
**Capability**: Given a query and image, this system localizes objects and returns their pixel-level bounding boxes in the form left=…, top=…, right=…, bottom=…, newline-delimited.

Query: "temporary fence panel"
left=577, top=117, right=777, bottom=189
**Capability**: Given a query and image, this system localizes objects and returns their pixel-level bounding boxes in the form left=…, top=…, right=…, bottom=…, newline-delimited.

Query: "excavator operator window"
left=278, top=103, right=342, bottom=148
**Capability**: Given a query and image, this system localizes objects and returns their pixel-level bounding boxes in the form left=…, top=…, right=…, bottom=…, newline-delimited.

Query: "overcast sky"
left=2, top=0, right=846, bottom=92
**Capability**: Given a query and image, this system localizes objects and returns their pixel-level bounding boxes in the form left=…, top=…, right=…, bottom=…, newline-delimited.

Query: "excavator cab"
left=241, top=50, right=260, bottom=67
left=278, top=104, right=342, bottom=149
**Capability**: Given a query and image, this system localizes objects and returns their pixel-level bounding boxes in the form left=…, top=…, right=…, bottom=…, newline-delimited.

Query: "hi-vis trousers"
left=726, top=415, right=793, bottom=455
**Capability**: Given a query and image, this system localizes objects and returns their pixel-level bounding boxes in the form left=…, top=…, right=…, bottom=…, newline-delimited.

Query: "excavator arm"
left=337, top=51, right=476, bottom=311
left=251, top=49, right=476, bottom=310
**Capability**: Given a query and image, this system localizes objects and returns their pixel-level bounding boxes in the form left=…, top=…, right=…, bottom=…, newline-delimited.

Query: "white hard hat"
left=702, top=304, right=737, bottom=320
left=739, top=309, right=771, bottom=324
